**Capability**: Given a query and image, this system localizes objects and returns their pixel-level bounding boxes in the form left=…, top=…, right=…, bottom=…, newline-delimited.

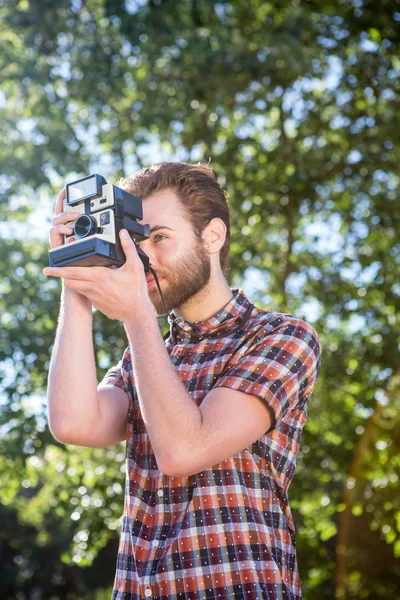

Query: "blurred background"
left=1, top=0, right=399, bottom=598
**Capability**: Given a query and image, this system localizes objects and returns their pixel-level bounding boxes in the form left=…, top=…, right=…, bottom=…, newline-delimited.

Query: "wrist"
left=123, top=299, right=155, bottom=330
left=61, top=285, right=92, bottom=311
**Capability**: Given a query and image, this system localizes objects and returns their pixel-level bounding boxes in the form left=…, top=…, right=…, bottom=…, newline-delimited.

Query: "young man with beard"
left=44, top=162, right=321, bottom=600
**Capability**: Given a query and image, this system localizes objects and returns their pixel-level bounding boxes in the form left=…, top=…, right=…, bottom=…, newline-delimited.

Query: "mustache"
left=148, top=269, right=165, bottom=280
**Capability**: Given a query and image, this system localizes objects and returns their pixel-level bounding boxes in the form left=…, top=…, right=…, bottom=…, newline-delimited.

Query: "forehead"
left=140, top=189, right=188, bottom=228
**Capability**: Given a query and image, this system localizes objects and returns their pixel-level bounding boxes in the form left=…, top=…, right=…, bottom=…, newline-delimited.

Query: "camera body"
left=48, top=174, right=150, bottom=271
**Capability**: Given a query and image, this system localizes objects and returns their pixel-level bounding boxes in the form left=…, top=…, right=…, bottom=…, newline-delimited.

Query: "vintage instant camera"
left=48, top=174, right=150, bottom=271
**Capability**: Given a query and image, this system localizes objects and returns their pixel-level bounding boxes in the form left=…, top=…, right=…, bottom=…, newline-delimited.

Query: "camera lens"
left=74, top=214, right=97, bottom=238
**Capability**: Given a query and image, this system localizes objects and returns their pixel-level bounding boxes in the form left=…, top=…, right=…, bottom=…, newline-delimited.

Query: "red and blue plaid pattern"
left=102, top=289, right=321, bottom=599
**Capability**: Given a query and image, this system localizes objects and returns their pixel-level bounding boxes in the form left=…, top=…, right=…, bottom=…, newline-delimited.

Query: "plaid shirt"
left=101, top=288, right=321, bottom=600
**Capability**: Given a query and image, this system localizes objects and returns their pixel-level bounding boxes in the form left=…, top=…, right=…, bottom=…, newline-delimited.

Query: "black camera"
left=48, top=174, right=150, bottom=271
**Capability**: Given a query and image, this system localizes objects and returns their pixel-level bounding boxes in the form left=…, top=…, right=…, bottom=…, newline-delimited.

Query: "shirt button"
left=157, top=489, right=164, bottom=497
left=152, top=539, right=159, bottom=548
left=144, top=588, right=152, bottom=597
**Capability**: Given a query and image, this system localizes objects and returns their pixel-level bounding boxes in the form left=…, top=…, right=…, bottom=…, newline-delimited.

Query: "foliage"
left=0, top=0, right=399, bottom=598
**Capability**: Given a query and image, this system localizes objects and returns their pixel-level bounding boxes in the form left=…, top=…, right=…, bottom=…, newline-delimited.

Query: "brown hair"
left=118, top=162, right=230, bottom=272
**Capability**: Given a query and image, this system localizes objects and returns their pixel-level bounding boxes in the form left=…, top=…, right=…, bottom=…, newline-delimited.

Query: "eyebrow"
left=135, top=225, right=175, bottom=244
left=149, top=225, right=175, bottom=234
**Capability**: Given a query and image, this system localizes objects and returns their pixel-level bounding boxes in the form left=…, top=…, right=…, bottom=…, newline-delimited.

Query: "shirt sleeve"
left=213, top=316, right=321, bottom=430
left=98, top=346, right=134, bottom=402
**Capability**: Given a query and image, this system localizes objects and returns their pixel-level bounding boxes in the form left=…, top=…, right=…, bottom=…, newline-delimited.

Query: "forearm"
left=124, top=303, right=202, bottom=473
left=47, top=286, right=100, bottom=442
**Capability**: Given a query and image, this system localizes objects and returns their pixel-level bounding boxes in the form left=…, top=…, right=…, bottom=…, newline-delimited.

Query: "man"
left=44, top=162, right=321, bottom=600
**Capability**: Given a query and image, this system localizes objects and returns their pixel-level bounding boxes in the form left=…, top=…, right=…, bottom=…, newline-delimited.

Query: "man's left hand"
left=43, top=229, right=152, bottom=322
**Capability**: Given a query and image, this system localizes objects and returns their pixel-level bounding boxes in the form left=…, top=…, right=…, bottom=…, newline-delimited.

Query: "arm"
left=47, top=287, right=130, bottom=448
left=45, top=231, right=271, bottom=467
left=168, top=386, right=273, bottom=478
left=124, top=303, right=273, bottom=476
left=46, top=187, right=129, bottom=448
left=125, top=306, right=320, bottom=477
left=44, top=231, right=320, bottom=466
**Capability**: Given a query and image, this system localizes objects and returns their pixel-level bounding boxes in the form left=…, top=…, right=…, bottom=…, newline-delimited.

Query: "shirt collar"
left=167, top=288, right=252, bottom=343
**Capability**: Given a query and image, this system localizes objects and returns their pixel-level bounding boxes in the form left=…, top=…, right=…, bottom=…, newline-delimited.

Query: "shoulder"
left=245, top=305, right=321, bottom=354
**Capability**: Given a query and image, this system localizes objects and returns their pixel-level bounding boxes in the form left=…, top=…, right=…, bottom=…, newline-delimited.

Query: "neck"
left=174, top=272, right=234, bottom=323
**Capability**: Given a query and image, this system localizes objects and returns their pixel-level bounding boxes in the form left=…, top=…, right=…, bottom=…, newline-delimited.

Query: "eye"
left=135, top=233, right=167, bottom=247
left=153, top=234, right=167, bottom=242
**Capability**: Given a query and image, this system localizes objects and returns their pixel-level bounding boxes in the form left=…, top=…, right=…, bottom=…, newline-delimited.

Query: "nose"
left=135, top=241, right=159, bottom=271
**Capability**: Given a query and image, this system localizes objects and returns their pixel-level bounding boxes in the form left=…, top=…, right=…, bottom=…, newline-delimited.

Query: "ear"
left=202, top=218, right=227, bottom=255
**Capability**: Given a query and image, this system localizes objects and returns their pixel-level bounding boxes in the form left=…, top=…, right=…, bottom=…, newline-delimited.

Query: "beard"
left=148, top=236, right=211, bottom=317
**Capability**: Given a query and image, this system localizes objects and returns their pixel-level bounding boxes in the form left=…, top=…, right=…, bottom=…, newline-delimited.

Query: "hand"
left=43, top=230, right=152, bottom=322
left=49, top=187, right=81, bottom=249
left=48, top=187, right=89, bottom=306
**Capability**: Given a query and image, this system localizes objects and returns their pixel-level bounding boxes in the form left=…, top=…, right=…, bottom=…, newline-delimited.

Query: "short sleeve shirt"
left=101, top=288, right=322, bottom=600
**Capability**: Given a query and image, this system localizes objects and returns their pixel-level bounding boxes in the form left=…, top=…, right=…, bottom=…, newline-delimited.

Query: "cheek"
left=156, top=242, right=182, bottom=262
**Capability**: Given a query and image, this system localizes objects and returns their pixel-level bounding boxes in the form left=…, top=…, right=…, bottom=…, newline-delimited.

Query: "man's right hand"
left=49, top=187, right=81, bottom=249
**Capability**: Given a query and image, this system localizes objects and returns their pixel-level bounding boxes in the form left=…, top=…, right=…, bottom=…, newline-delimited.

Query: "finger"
left=55, top=187, right=67, bottom=216
left=63, top=278, right=92, bottom=293
left=119, top=229, right=140, bottom=265
left=49, top=224, right=74, bottom=240
left=51, top=211, right=81, bottom=226
left=42, top=266, right=97, bottom=280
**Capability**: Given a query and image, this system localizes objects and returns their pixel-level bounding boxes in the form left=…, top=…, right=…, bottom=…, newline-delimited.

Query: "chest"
left=165, top=339, right=238, bottom=402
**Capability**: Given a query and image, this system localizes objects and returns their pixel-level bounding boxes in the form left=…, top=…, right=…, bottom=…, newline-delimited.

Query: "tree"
left=0, top=0, right=399, bottom=597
